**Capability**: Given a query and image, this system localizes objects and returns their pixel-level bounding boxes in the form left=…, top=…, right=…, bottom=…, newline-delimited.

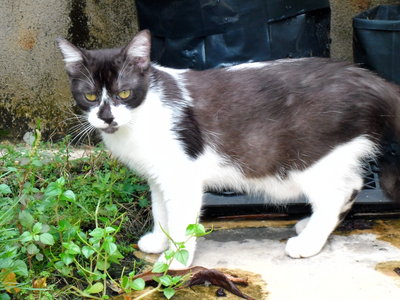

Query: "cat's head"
left=57, top=30, right=151, bottom=134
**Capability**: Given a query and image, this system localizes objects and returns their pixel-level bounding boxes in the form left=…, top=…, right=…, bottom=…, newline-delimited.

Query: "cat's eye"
left=118, top=90, right=131, bottom=99
left=84, top=93, right=98, bottom=102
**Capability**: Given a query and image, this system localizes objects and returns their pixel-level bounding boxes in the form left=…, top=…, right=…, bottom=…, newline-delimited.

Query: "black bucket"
left=136, top=0, right=330, bottom=70
left=353, top=5, right=400, bottom=84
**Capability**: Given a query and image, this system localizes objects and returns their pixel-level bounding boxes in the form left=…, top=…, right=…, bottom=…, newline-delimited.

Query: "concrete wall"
left=1, top=1, right=399, bottom=141
left=0, top=0, right=138, bottom=141
left=330, top=0, right=399, bottom=61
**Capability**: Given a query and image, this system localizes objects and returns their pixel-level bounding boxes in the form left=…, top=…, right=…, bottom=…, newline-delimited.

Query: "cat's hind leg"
left=285, top=136, right=375, bottom=258
left=286, top=187, right=360, bottom=258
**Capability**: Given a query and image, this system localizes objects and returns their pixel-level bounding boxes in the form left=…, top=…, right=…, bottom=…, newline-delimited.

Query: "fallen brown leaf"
left=1, top=270, right=21, bottom=293
left=32, top=277, right=47, bottom=289
left=186, top=269, right=254, bottom=300
left=133, top=266, right=253, bottom=299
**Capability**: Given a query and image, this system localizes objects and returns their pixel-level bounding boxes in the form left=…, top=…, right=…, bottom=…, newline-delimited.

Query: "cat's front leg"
left=137, top=181, right=169, bottom=254
left=157, top=178, right=203, bottom=269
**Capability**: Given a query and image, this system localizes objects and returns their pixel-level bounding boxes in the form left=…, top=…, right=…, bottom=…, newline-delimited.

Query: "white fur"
left=127, top=34, right=149, bottom=58
left=226, top=58, right=308, bottom=71
left=58, top=39, right=83, bottom=64
left=87, top=65, right=378, bottom=268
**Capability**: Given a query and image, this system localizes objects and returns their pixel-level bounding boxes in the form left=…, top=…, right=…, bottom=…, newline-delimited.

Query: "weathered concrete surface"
left=330, top=0, right=399, bottom=60
left=0, top=0, right=138, bottom=141
left=193, top=220, right=400, bottom=300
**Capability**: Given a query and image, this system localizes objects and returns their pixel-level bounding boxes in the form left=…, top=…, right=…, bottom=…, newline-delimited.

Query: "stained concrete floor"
left=191, top=219, right=400, bottom=300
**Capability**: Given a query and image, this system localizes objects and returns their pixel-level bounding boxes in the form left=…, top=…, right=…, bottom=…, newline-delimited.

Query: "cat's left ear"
left=124, top=30, right=151, bottom=72
left=56, top=37, right=84, bottom=73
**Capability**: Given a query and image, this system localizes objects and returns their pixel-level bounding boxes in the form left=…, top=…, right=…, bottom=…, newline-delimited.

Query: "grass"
left=0, top=129, right=153, bottom=299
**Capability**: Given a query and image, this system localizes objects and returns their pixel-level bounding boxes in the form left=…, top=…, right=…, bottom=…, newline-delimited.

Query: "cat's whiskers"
left=79, top=63, right=96, bottom=88
left=117, top=57, right=130, bottom=86
left=77, top=70, right=95, bottom=88
left=69, top=123, right=96, bottom=146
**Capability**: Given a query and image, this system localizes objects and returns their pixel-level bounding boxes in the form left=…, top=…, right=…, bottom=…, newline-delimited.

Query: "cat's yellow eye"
left=118, top=90, right=131, bottom=99
left=84, top=93, right=97, bottom=102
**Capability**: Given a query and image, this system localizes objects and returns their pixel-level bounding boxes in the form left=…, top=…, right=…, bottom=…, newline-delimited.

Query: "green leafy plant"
left=128, top=223, right=212, bottom=300
left=0, top=126, right=151, bottom=299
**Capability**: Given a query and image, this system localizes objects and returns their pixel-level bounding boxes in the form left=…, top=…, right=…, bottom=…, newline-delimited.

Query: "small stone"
left=216, top=287, right=227, bottom=297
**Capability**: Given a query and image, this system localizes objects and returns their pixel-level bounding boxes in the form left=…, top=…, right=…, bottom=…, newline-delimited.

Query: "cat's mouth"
left=101, top=126, right=119, bottom=134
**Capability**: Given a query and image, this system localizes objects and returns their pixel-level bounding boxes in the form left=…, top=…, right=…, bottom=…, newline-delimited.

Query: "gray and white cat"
left=58, top=30, right=400, bottom=269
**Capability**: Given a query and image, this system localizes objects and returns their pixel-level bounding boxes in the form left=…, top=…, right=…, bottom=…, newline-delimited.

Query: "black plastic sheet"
left=353, top=5, right=400, bottom=84
left=136, top=0, right=330, bottom=69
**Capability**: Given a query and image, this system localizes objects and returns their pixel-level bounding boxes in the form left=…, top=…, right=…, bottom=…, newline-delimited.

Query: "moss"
left=335, top=219, right=400, bottom=249
left=375, top=261, right=400, bottom=280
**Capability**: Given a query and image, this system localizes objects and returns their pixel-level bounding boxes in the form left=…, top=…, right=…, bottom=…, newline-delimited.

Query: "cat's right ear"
left=56, top=37, right=84, bottom=72
left=124, top=30, right=151, bottom=72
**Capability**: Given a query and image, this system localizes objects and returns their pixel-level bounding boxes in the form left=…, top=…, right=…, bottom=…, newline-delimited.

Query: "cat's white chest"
left=101, top=93, right=188, bottom=179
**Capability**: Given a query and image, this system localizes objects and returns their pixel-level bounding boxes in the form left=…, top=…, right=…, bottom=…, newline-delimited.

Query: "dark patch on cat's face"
left=67, top=48, right=149, bottom=112
left=58, top=31, right=152, bottom=117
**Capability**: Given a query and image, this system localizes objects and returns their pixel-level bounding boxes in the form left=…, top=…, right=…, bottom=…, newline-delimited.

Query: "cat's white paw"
left=294, top=217, right=310, bottom=235
left=138, top=232, right=169, bottom=254
left=285, top=235, right=325, bottom=258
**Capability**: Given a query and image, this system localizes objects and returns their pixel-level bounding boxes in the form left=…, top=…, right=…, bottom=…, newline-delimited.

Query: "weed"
left=0, top=130, right=151, bottom=299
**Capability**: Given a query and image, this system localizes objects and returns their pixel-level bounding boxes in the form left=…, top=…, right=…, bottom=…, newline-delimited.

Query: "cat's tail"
left=378, top=141, right=400, bottom=201
left=379, top=84, right=400, bottom=201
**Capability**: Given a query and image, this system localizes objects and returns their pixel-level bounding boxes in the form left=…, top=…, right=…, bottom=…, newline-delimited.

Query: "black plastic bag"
left=353, top=5, right=400, bottom=84
left=136, top=0, right=330, bottom=70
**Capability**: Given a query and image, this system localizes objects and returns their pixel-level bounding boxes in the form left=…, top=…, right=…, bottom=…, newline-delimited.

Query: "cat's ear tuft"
left=125, top=30, right=151, bottom=72
left=56, top=37, right=84, bottom=66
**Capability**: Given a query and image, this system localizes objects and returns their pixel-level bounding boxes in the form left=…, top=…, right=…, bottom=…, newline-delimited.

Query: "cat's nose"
left=98, top=104, right=115, bottom=125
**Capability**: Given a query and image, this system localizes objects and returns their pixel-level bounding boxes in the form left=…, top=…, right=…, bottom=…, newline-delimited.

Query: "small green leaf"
left=63, top=241, right=80, bottom=254
left=58, top=219, right=71, bottom=231
left=39, top=233, right=55, bottom=245
left=31, top=159, right=43, bottom=167
left=96, top=260, right=110, bottom=271
left=89, top=228, right=104, bottom=238
left=103, top=241, right=117, bottom=255
left=12, top=260, right=28, bottom=277
left=105, top=226, right=116, bottom=234
left=60, top=253, right=74, bottom=265
left=0, top=292, right=11, bottom=300
left=35, top=253, right=44, bottom=261
left=85, top=282, right=104, bottom=294
left=174, top=250, right=189, bottom=266
left=27, top=243, right=40, bottom=255
left=186, top=223, right=207, bottom=237
left=44, top=182, right=62, bottom=198
left=138, top=197, right=149, bottom=208
left=171, top=276, right=183, bottom=285
left=82, top=246, right=95, bottom=258
left=163, top=288, right=176, bottom=299
left=121, top=276, right=129, bottom=290
left=56, top=177, right=66, bottom=186
left=158, top=275, right=173, bottom=287
left=152, top=262, right=169, bottom=273
left=164, top=249, right=175, bottom=260
left=20, top=231, right=33, bottom=243
left=61, top=190, right=76, bottom=202
left=130, top=278, right=145, bottom=291
left=19, top=210, right=34, bottom=228
left=32, top=222, right=43, bottom=234
left=0, top=184, right=12, bottom=195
